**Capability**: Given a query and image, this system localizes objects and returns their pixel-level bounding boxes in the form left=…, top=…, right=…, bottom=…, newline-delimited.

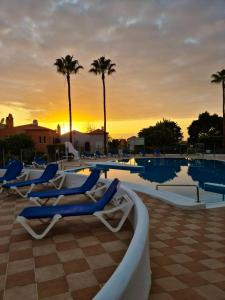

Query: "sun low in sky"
left=0, top=0, right=224, bottom=139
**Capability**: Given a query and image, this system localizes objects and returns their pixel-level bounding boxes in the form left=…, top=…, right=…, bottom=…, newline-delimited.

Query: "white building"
left=61, top=129, right=108, bottom=153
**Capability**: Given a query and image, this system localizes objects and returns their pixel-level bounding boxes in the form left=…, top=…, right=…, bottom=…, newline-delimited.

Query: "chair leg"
left=94, top=201, right=133, bottom=233
left=11, top=184, right=35, bottom=198
left=16, top=214, right=62, bottom=239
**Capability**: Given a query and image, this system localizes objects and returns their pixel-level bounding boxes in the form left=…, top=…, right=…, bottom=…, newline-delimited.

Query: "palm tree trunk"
left=102, top=74, right=107, bottom=155
left=223, top=80, right=225, bottom=148
left=67, top=74, right=73, bottom=143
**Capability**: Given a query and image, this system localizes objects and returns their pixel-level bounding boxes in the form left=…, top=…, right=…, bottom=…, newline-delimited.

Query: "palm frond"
left=211, top=69, right=225, bottom=83
left=89, top=56, right=116, bottom=77
left=54, top=55, right=83, bottom=76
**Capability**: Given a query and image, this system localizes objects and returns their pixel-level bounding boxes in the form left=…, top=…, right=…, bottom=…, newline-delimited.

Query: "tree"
left=188, top=112, right=222, bottom=144
left=4, top=134, right=34, bottom=155
left=211, top=69, right=225, bottom=146
left=89, top=56, right=116, bottom=155
left=54, top=55, right=83, bottom=143
left=139, top=119, right=183, bottom=147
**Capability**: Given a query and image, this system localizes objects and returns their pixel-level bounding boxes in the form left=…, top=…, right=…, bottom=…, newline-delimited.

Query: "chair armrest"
left=17, top=170, right=30, bottom=181
left=49, top=174, right=66, bottom=189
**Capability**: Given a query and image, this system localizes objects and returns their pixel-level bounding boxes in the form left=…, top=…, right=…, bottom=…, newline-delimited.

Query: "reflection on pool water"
left=77, top=158, right=225, bottom=203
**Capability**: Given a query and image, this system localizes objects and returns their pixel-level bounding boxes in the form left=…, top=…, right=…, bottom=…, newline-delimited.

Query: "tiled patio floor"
left=138, top=193, right=225, bottom=300
left=0, top=192, right=132, bottom=300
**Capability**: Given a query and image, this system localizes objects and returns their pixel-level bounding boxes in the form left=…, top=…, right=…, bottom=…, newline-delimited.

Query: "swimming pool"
left=77, top=158, right=225, bottom=203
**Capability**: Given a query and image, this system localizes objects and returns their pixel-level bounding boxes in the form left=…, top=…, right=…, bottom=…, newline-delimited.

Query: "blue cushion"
left=3, top=163, right=58, bottom=189
left=1, top=160, right=23, bottom=182
left=28, top=186, right=84, bottom=198
left=28, top=168, right=101, bottom=199
left=20, top=203, right=98, bottom=219
left=3, top=178, right=45, bottom=188
left=19, top=178, right=119, bottom=219
left=39, top=164, right=58, bottom=181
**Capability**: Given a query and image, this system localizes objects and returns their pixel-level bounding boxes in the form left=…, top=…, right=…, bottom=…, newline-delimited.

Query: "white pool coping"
left=121, top=181, right=206, bottom=210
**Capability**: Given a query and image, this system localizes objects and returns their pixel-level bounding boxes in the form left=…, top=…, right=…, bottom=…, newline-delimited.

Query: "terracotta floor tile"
left=153, top=256, right=175, bottom=266
left=38, top=277, right=69, bottom=299
left=169, top=254, right=193, bottom=264
left=164, top=264, right=191, bottom=276
left=109, top=250, right=126, bottom=263
left=169, top=288, right=205, bottom=300
left=86, top=253, right=115, bottom=269
left=7, top=258, right=34, bottom=274
left=9, top=248, right=33, bottom=261
left=6, top=270, right=35, bottom=289
left=151, top=266, right=171, bottom=279
left=82, top=244, right=106, bottom=256
left=41, top=292, right=73, bottom=300
left=156, top=276, right=187, bottom=292
left=36, top=264, right=64, bottom=283
left=63, top=258, right=90, bottom=274
left=0, top=275, right=5, bottom=291
left=183, top=262, right=209, bottom=273
left=66, top=270, right=98, bottom=291
left=93, top=265, right=117, bottom=283
left=76, top=237, right=99, bottom=248
left=102, top=240, right=127, bottom=252
left=35, top=253, right=60, bottom=268
left=177, top=273, right=208, bottom=287
left=0, top=253, right=9, bottom=264
left=198, top=270, right=225, bottom=283
left=72, top=285, right=100, bottom=300
left=56, top=240, right=78, bottom=252
left=194, top=284, right=225, bottom=300
left=0, top=263, right=7, bottom=275
left=4, top=284, right=37, bottom=300
left=58, top=248, right=85, bottom=263
left=200, top=258, right=225, bottom=269
left=150, top=293, right=174, bottom=300
left=0, top=243, right=9, bottom=254
left=96, top=232, right=118, bottom=243
left=33, top=244, right=56, bottom=257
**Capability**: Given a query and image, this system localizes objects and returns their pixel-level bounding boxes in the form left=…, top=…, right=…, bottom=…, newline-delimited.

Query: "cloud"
left=0, top=0, right=224, bottom=137
left=184, top=37, right=200, bottom=46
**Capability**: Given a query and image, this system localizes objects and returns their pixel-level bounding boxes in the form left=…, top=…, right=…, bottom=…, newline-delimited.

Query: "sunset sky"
left=0, top=0, right=224, bottom=139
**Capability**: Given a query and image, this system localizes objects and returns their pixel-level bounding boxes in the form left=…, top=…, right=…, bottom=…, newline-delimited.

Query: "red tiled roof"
left=14, top=124, right=56, bottom=132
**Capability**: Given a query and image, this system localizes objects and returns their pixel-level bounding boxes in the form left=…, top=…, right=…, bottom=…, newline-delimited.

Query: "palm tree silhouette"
left=89, top=57, right=116, bottom=155
left=211, top=69, right=225, bottom=146
left=54, top=55, right=83, bottom=143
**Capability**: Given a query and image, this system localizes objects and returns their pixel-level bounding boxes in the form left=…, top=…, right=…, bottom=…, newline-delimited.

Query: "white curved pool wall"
left=1, top=168, right=151, bottom=300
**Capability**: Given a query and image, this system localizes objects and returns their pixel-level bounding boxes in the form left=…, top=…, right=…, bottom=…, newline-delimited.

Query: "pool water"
left=77, top=158, right=225, bottom=203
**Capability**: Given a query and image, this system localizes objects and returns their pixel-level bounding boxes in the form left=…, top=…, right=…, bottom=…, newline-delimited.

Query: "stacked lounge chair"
left=3, top=163, right=65, bottom=198
left=17, top=178, right=134, bottom=239
left=28, top=168, right=102, bottom=206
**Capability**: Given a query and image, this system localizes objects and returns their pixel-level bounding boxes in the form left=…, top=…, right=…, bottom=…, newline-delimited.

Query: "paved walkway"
left=0, top=193, right=132, bottom=300
left=138, top=193, right=225, bottom=300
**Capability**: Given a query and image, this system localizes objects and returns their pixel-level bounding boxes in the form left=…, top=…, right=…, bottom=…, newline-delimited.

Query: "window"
left=39, top=136, right=42, bottom=143
left=43, top=136, right=46, bottom=143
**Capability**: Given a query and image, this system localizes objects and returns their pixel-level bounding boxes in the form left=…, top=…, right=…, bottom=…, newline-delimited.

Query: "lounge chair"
left=32, top=156, right=47, bottom=169
left=0, top=160, right=23, bottom=192
left=3, top=163, right=65, bottom=198
left=16, top=178, right=133, bottom=239
left=28, top=168, right=102, bottom=206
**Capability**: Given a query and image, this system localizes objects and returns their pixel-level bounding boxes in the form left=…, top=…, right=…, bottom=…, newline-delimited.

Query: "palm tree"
left=89, top=56, right=116, bottom=155
left=211, top=69, right=225, bottom=146
left=54, top=55, right=83, bottom=143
